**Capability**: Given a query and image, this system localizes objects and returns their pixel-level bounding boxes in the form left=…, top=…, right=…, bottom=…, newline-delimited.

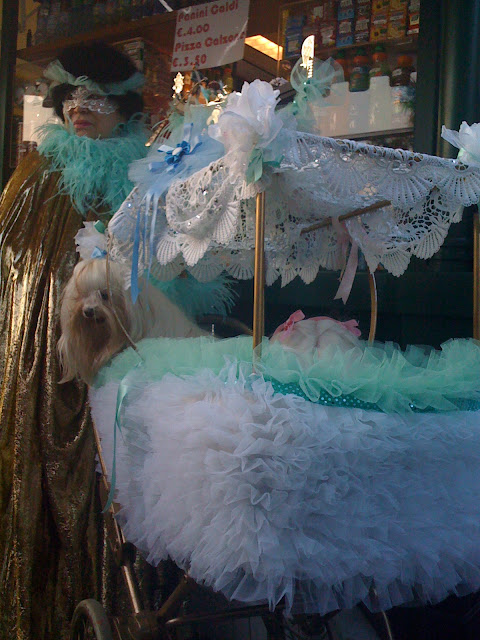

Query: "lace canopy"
left=106, top=81, right=480, bottom=294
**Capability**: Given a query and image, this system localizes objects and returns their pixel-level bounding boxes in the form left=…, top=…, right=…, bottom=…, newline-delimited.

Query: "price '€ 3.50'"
left=171, top=53, right=208, bottom=70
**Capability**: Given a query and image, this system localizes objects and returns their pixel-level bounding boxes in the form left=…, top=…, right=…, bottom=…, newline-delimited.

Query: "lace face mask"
left=63, top=87, right=118, bottom=118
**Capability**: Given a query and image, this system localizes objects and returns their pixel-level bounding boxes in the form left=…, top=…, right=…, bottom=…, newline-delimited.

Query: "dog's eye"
left=100, top=290, right=109, bottom=301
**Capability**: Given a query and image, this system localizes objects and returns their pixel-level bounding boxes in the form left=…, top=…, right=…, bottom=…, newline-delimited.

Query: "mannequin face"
left=63, top=88, right=126, bottom=139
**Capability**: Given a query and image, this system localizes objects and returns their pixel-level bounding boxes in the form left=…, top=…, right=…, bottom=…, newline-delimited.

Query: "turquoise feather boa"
left=151, top=272, right=237, bottom=320
left=37, top=121, right=148, bottom=218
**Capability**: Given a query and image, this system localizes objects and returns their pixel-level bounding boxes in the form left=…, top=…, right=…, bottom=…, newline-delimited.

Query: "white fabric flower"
left=209, top=79, right=284, bottom=161
left=75, top=221, right=107, bottom=260
left=442, top=121, right=480, bottom=165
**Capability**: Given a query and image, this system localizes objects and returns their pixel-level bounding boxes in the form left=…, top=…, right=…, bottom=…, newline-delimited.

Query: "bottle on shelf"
left=222, top=67, right=234, bottom=93
left=369, top=45, right=390, bottom=79
left=46, top=0, right=61, bottom=39
left=368, top=45, right=392, bottom=132
left=391, top=54, right=415, bottom=127
left=333, top=50, right=349, bottom=82
left=35, top=1, right=50, bottom=45
left=349, top=48, right=370, bottom=92
left=182, top=71, right=192, bottom=100
left=56, top=0, right=71, bottom=38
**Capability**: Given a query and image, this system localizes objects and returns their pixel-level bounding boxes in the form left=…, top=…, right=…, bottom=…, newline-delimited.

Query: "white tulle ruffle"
left=90, top=363, right=480, bottom=616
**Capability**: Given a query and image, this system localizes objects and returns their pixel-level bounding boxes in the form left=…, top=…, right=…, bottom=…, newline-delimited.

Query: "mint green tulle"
left=94, top=336, right=480, bottom=414
left=37, top=121, right=148, bottom=217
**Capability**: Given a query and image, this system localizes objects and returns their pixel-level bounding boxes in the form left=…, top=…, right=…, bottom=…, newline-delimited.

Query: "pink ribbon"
left=331, top=217, right=359, bottom=305
left=271, top=310, right=305, bottom=342
left=272, top=310, right=361, bottom=341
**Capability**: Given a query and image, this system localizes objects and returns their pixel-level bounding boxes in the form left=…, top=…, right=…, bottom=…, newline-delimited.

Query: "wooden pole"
left=300, top=200, right=391, bottom=235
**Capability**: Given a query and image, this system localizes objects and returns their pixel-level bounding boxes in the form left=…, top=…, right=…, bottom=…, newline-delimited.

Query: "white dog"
left=58, top=258, right=207, bottom=383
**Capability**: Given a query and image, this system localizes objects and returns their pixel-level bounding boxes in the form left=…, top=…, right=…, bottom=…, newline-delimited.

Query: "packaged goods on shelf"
left=318, top=21, right=337, bottom=47
left=318, top=0, right=337, bottom=21
left=371, top=0, right=390, bottom=14
left=354, top=0, right=371, bottom=43
left=354, top=16, right=371, bottom=44
left=284, top=13, right=306, bottom=58
left=121, top=38, right=145, bottom=72
left=407, top=1, right=420, bottom=35
left=117, top=38, right=171, bottom=123
left=33, top=0, right=174, bottom=43
left=390, top=0, right=408, bottom=8
left=336, top=18, right=354, bottom=47
left=370, top=12, right=388, bottom=40
left=388, top=8, right=407, bottom=38
left=337, top=0, right=355, bottom=21
left=35, top=1, right=49, bottom=45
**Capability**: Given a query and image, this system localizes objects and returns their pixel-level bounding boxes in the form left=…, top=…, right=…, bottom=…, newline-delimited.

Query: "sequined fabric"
left=0, top=152, right=118, bottom=639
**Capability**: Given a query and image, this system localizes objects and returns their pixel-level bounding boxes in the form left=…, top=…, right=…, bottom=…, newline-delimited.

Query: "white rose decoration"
left=442, top=121, right=480, bottom=166
left=209, top=79, right=284, bottom=182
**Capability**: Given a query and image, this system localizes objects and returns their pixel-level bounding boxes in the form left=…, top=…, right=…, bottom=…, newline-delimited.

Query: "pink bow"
left=271, top=310, right=305, bottom=342
left=272, top=310, right=361, bottom=341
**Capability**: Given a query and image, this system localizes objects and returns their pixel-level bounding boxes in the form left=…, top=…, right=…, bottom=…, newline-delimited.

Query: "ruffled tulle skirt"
left=90, top=336, right=480, bottom=615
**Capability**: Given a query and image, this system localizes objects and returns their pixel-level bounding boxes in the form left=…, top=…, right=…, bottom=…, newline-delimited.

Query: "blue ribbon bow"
left=91, top=246, right=107, bottom=259
left=165, top=140, right=191, bottom=165
left=148, top=123, right=201, bottom=174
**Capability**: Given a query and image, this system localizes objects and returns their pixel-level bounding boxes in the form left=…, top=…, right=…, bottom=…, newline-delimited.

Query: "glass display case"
left=276, top=0, right=419, bottom=148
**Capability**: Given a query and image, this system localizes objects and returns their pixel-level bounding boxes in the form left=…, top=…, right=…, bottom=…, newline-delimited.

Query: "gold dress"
left=0, top=121, right=236, bottom=639
left=0, top=151, right=139, bottom=640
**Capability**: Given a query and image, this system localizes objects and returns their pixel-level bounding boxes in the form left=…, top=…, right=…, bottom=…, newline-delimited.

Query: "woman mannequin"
left=0, top=41, right=149, bottom=640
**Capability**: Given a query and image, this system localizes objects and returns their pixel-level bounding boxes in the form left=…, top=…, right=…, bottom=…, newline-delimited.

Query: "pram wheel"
left=70, top=599, right=113, bottom=640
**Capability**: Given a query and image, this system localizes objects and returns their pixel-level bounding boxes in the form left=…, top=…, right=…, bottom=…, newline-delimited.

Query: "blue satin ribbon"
left=130, top=205, right=143, bottom=303
left=165, top=140, right=192, bottom=165
left=102, top=360, right=144, bottom=513
left=102, top=377, right=129, bottom=513
left=131, top=122, right=201, bottom=303
left=91, top=246, right=107, bottom=259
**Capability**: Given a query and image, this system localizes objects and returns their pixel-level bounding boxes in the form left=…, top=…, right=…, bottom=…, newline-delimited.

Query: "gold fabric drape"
left=0, top=151, right=116, bottom=639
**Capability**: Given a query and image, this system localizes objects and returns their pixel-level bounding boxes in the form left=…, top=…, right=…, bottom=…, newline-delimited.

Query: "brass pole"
left=368, top=271, right=378, bottom=343
left=253, top=191, right=266, bottom=352
left=474, top=209, right=480, bottom=340
left=93, top=425, right=143, bottom=615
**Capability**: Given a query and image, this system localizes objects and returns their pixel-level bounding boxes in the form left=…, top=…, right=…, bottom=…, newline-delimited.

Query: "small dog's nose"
left=83, top=307, right=95, bottom=318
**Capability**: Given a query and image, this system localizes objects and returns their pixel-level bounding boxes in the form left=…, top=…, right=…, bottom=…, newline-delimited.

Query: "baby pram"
left=71, top=81, right=480, bottom=640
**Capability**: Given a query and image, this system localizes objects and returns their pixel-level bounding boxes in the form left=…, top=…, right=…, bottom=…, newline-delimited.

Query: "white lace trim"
left=108, top=133, right=478, bottom=287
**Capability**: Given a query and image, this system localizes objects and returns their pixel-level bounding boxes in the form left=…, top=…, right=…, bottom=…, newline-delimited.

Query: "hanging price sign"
left=171, top=0, right=250, bottom=72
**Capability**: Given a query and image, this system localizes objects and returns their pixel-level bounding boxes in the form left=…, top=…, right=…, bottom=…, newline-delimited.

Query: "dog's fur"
left=58, top=259, right=207, bottom=384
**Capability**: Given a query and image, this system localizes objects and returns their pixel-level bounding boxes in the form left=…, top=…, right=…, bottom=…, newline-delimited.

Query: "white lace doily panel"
left=108, top=134, right=478, bottom=287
